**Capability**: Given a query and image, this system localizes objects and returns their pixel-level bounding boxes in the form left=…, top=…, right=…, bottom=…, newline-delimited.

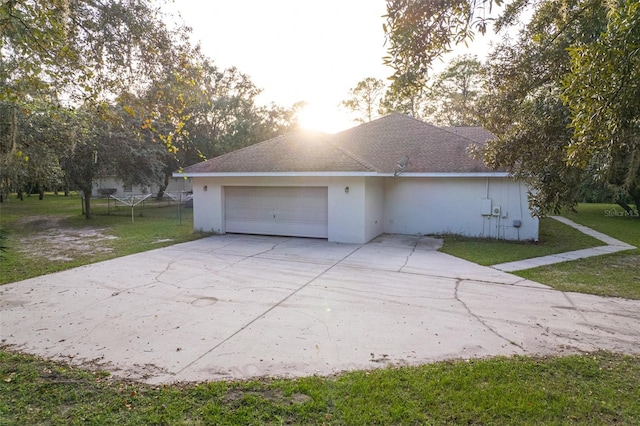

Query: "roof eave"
left=394, top=172, right=510, bottom=178
left=174, top=171, right=510, bottom=178
left=174, top=171, right=381, bottom=178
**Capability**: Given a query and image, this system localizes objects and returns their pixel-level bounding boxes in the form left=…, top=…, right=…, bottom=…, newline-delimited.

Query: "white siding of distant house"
left=92, top=177, right=192, bottom=198
left=92, top=177, right=158, bottom=198
left=165, top=177, right=192, bottom=193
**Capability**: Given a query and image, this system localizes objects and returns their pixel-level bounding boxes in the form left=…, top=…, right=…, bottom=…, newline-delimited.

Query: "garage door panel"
left=225, top=186, right=328, bottom=238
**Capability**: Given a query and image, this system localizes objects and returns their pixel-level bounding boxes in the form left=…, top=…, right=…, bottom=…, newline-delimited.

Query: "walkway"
left=491, top=216, right=637, bottom=272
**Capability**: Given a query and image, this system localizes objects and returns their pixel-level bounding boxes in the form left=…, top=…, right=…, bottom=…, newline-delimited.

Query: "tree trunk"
left=80, top=186, right=92, bottom=219
left=84, top=195, right=92, bottom=219
left=39, top=187, right=44, bottom=200
left=156, top=173, right=170, bottom=199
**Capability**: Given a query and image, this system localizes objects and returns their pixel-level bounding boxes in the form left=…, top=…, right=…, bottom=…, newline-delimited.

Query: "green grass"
left=518, top=204, right=640, bottom=299
left=0, top=193, right=207, bottom=285
left=440, top=203, right=640, bottom=300
left=439, top=217, right=604, bottom=266
left=1, top=350, right=639, bottom=425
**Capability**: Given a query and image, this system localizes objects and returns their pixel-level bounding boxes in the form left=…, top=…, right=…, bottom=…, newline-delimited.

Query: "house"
left=92, top=176, right=192, bottom=198
left=176, top=114, right=538, bottom=244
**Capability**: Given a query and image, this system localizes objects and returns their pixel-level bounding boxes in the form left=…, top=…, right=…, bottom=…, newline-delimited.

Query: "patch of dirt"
left=18, top=227, right=118, bottom=262
left=153, top=238, right=174, bottom=244
left=611, top=254, right=640, bottom=268
left=224, top=389, right=312, bottom=406
left=15, top=215, right=67, bottom=229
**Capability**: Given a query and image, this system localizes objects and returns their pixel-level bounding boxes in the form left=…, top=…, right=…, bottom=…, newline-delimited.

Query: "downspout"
left=485, top=177, right=490, bottom=237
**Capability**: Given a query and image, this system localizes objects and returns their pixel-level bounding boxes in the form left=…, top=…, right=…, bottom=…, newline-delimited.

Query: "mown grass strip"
left=1, top=350, right=638, bottom=425
left=439, top=216, right=603, bottom=266
left=518, top=204, right=640, bottom=299
left=439, top=204, right=640, bottom=299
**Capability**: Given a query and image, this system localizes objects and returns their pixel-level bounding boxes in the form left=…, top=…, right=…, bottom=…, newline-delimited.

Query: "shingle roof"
left=182, top=114, right=497, bottom=175
left=442, top=126, right=496, bottom=144
left=181, top=131, right=375, bottom=173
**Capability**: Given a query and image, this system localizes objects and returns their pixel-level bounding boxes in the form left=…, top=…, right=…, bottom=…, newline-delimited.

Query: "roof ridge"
left=203, top=133, right=288, bottom=164
left=324, top=135, right=381, bottom=173
left=437, top=125, right=495, bottom=145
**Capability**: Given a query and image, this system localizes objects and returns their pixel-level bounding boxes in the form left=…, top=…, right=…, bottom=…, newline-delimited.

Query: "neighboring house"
left=92, top=176, right=192, bottom=198
left=176, top=114, right=538, bottom=244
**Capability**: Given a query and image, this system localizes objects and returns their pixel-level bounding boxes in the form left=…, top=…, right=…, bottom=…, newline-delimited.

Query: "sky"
left=164, top=1, right=499, bottom=133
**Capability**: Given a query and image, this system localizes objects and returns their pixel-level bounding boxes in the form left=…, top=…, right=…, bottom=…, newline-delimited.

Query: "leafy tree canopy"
left=0, top=0, right=300, bottom=217
left=0, top=0, right=191, bottom=103
left=563, top=0, right=640, bottom=209
left=385, top=0, right=640, bottom=214
left=422, top=54, right=484, bottom=126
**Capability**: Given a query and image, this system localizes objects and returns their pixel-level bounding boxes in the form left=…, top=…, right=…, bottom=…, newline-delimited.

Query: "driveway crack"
left=173, top=244, right=362, bottom=377
left=560, top=292, right=590, bottom=323
left=248, top=238, right=292, bottom=258
left=454, top=280, right=524, bottom=351
left=398, top=237, right=419, bottom=273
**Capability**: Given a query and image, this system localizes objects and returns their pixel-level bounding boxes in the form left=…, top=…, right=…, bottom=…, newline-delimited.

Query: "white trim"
left=174, top=171, right=510, bottom=178
left=396, top=172, right=510, bottom=178
left=174, top=171, right=380, bottom=178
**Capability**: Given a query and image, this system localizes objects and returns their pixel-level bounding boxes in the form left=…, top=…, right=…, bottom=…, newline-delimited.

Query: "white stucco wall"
left=383, top=177, right=538, bottom=241
left=190, top=176, right=374, bottom=244
left=189, top=175, right=538, bottom=243
left=364, top=177, right=385, bottom=242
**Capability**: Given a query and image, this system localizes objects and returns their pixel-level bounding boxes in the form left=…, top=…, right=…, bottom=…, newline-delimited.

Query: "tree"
left=1, top=0, right=299, bottom=217
left=62, top=101, right=166, bottom=219
left=138, top=56, right=300, bottom=168
left=422, top=55, right=484, bottom=126
left=476, top=0, right=609, bottom=214
left=0, top=0, right=196, bottom=170
left=0, top=96, right=68, bottom=200
left=563, top=0, right=640, bottom=212
left=383, top=0, right=499, bottom=82
left=378, top=73, right=426, bottom=119
left=384, top=0, right=640, bottom=215
left=340, top=77, right=386, bottom=123
left=381, top=1, right=499, bottom=121
left=0, top=0, right=192, bottom=103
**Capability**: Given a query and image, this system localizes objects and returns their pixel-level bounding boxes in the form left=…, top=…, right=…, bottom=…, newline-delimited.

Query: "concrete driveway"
left=1, top=234, right=639, bottom=384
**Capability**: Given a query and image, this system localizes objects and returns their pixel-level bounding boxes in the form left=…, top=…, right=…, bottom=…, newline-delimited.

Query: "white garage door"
left=224, top=186, right=328, bottom=238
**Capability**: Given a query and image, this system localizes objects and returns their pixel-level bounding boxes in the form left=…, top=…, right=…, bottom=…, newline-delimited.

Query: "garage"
left=224, top=186, right=328, bottom=238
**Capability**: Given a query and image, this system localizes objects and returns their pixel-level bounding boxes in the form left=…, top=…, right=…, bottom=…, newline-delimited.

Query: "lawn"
left=1, top=350, right=639, bottom=425
left=518, top=204, right=640, bottom=299
left=439, top=216, right=604, bottom=266
left=440, top=203, right=640, bottom=300
left=0, top=192, right=206, bottom=285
